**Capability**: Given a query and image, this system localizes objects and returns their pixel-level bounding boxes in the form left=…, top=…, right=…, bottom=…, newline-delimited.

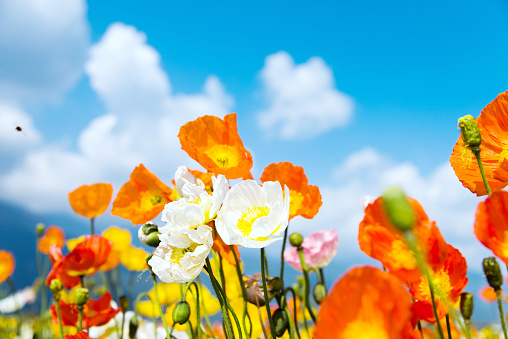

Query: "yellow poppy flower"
left=102, top=226, right=131, bottom=252
left=119, top=245, right=149, bottom=271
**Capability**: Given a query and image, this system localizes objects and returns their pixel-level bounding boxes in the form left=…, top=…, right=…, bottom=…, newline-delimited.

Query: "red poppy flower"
left=64, top=332, right=90, bottom=339
left=46, top=235, right=112, bottom=288
left=314, top=266, right=413, bottom=339
left=359, top=197, right=448, bottom=283
left=260, top=162, right=322, bottom=220
left=51, top=292, right=120, bottom=328
left=178, top=113, right=253, bottom=180
left=112, top=164, right=173, bottom=225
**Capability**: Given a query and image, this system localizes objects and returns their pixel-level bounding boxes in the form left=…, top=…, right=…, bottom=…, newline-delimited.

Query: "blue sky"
left=1, top=0, right=508, bottom=278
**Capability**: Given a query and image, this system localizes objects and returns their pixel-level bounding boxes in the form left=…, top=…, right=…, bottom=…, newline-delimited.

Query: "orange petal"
left=38, top=226, right=65, bottom=254
left=68, top=183, right=113, bottom=218
left=0, top=251, right=15, bottom=284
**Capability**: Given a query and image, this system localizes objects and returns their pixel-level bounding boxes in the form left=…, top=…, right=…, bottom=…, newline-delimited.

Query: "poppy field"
left=3, top=92, right=508, bottom=339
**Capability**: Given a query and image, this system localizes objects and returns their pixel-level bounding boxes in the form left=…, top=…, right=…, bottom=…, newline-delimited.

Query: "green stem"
left=473, top=149, right=492, bottom=195
left=152, top=274, right=171, bottom=339
left=231, top=245, right=251, bottom=339
left=99, top=271, right=109, bottom=291
left=77, top=305, right=84, bottom=332
left=90, top=217, right=95, bottom=235
left=6, top=277, right=21, bottom=336
left=261, top=248, right=276, bottom=339
left=280, top=228, right=289, bottom=283
left=183, top=282, right=201, bottom=339
left=297, top=248, right=316, bottom=322
left=55, top=299, right=64, bottom=339
left=464, top=320, right=472, bottom=339
left=80, top=275, right=85, bottom=289
left=319, top=268, right=327, bottom=293
left=425, top=260, right=445, bottom=339
left=198, top=276, right=217, bottom=339
left=128, top=271, right=135, bottom=302
left=446, top=314, right=452, bottom=339
left=120, top=311, right=126, bottom=339
left=497, top=289, right=508, bottom=339
left=283, top=287, right=301, bottom=339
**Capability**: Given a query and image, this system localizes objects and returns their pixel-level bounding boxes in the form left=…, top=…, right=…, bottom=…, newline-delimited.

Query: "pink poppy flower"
left=284, top=229, right=338, bottom=272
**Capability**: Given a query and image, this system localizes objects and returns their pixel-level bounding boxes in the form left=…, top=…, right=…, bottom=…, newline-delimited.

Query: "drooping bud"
left=460, top=292, right=474, bottom=321
left=382, top=187, right=415, bottom=233
left=138, top=222, right=161, bottom=247
left=129, top=315, right=139, bottom=338
left=49, top=279, right=63, bottom=300
left=75, top=288, right=89, bottom=306
left=313, top=283, right=327, bottom=305
left=289, top=233, right=303, bottom=248
left=173, top=301, right=191, bottom=325
left=458, top=115, right=481, bottom=151
left=272, top=308, right=289, bottom=337
left=119, top=295, right=129, bottom=313
left=36, top=223, right=45, bottom=237
left=483, top=257, right=503, bottom=291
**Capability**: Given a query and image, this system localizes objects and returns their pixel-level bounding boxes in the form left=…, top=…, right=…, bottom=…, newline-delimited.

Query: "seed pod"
left=119, top=295, right=129, bottom=313
left=313, top=283, right=327, bottom=305
left=49, top=279, right=63, bottom=297
left=289, top=233, right=304, bottom=247
left=483, top=257, right=503, bottom=291
left=172, top=301, right=191, bottom=325
left=75, top=288, right=89, bottom=306
left=272, top=308, right=289, bottom=337
left=458, top=115, right=481, bottom=151
left=460, top=292, right=474, bottom=321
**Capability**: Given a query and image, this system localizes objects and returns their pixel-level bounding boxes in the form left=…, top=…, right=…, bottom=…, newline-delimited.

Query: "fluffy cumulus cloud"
left=256, top=51, right=354, bottom=139
left=0, top=0, right=89, bottom=102
left=282, top=147, right=491, bottom=272
left=0, top=23, right=234, bottom=213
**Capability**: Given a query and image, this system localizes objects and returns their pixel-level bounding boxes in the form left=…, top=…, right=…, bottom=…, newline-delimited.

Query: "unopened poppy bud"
left=173, top=301, right=191, bottom=325
left=119, top=295, right=129, bottom=313
left=460, top=292, right=474, bottom=321
left=36, top=223, right=45, bottom=237
left=273, top=308, right=289, bottom=337
left=49, top=279, right=63, bottom=299
left=483, top=257, right=503, bottom=291
left=382, top=187, right=415, bottom=233
left=270, top=277, right=284, bottom=293
left=75, top=288, right=89, bottom=306
left=138, top=223, right=161, bottom=247
left=289, top=233, right=303, bottom=247
left=458, top=115, right=481, bottom=151
left=129, top=315, right=139, bottom=338
left=313, top=283, right=327, bottom=305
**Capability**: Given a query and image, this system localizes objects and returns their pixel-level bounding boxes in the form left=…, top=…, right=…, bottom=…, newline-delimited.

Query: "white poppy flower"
left=215, top=180, right=290, bottom=248
left=174, top=166, right=206, bottom=198
left=0, top=286, right=36, bottom=314
left=160, top=175, right=229, bottom=231
left=149, top=225, right=213, bottom=283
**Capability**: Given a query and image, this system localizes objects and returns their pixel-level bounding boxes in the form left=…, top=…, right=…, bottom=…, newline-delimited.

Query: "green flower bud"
left=119, top=295, right=129, bottom=313
left=49, top=279, right=63, bottom=299
left=382, top=187, right=415, bottom=232
left=36, top=223, right=45, bottom=237
left=460, top=292, right=474, bottom=321
left=289, top=233, right=303, bottom=247
left=75, top=288, right=89, bottom=306
left=129, top=315, right=139, bottom=339
left=172, top=301, right=191, bottom=325
left=458, top=115, right=481, bottom=151
left=138, top=223, right=161, bottom=247
left=272, top=308, right=289, bottom=337
left=313, top=283, right=327, bottom=305
left=483, top=257, right=503, bottom=291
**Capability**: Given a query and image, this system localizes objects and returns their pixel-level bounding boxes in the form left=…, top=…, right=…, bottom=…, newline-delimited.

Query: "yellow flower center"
left=418, top=270, right=452, bottom=301
left=237, top=206, right=270, bottom=237
left=289, top=190, right=304, bottom=218
left=386, top=240, right=417, bottom=270
left=499, top=141, right=508, bottom=164
left=459, top=138, right=475, bottom=169
left=170, top=243, right=199, bottom=266
left=342, top=319, right=389, bottom=339
left=205, top=144, right=242, bottom=169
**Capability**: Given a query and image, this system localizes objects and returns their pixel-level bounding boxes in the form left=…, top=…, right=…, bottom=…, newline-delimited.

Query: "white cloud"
left=0, top=103, right=42, bottom=154
left=0, top=0, right=89, bottom=102
left=284, top=147, right=491, bottom=272
left=0, top=23, right=234, bottom=213
left=256, top=51, right=354, bottom=139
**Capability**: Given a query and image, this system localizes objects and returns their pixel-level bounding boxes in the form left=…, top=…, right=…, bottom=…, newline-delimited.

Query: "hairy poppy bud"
left=138, top=222, right=160, bottom=247
left=483, top=257, right=503, bottom=291
left=458, top=115, right=481, bottom=151
left=460, top=292, right=474, bottom=321
left=75, top=288, right=89, bottom=306
left=382, top=187, right=415, bottom=232
left=129, top=315, right=139, bottom=338
left=313, top=283, right=327, bottom=305
left=289, top=233, right=303, bottom=248
left=119, top=295, right=129, bottom=313
left=273, top=308, right=289, bottom=337
left=49, top=279, right=63, bottom=299
left=173, top=301, right=191, bottom=325
left=36, top=223, right=45, bottom=237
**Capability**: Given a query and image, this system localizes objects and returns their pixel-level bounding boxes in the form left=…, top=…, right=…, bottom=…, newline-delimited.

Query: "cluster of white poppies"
left=147, top=167, right=290, bottom=283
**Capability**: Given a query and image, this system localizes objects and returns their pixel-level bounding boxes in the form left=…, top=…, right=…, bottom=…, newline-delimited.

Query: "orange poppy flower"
left=64, top=333, right=90, bottom=339
left=450, top=91, right=508, bottom=196
left=68, top=183, right=113, bottom=218
left=479, top=285, right=497, bottom=303
left=260, top=162, right=322, bottom=220
left=99, top=250, right=119, bottom=271
left=38, top=226, right=65, bottom=254
left=111, top=164, right=173, bottom=225
left=46, top=236, right=112, bottom=288
left=474, top=190, right=508, bottom=264
left=409, top=244, right=468, bottom=323
left=358, top=197, right=448, bottom=283
left=314, top=266, right=413, bottom=339
left=0, top=250, right=15, bottom=284
left=178, top=113, right=253, bottom=179
left=51, top=292, right=120, bottom=328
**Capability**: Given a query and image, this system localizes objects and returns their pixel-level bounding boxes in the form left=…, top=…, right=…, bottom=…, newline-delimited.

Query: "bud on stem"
left=483, top=257, right=503, bottom=291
